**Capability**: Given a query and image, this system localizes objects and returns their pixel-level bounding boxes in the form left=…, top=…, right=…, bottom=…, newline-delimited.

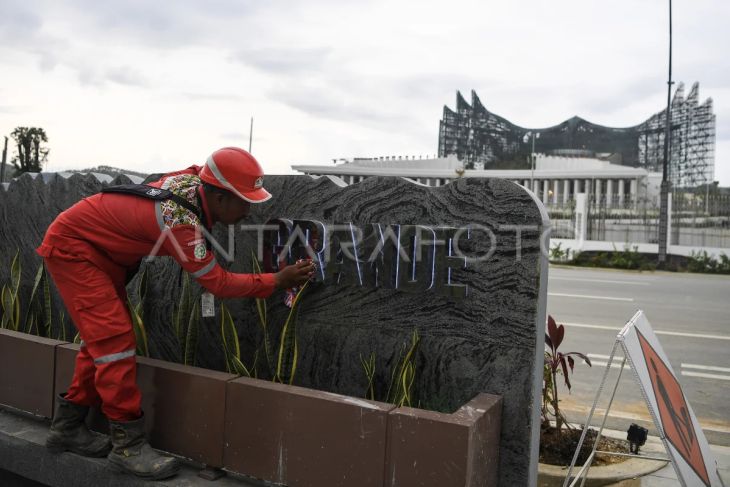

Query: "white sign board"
left=620, top=310, right=723, bottom=487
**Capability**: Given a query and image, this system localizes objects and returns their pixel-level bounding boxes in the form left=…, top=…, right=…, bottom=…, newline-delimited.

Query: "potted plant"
left=538, top=316, right=665, bottom=486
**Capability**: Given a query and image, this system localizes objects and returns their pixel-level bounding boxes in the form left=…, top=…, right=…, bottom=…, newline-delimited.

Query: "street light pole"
left=658, top=0, right=673, bottom=266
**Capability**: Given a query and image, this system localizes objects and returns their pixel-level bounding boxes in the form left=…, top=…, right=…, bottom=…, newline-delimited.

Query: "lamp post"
left=523, top=131, right=540, bottom=188
left=658, top=0, right=673, bottom=266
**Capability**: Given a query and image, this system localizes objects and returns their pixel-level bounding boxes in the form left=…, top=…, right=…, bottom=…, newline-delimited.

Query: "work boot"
left=46, top=394, right=111, bottom=457
left=107, top=413, right=180, bottom=480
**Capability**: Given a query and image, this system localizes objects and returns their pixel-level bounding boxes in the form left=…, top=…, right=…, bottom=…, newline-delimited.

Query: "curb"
left=537, top=457, right=669, bottom=487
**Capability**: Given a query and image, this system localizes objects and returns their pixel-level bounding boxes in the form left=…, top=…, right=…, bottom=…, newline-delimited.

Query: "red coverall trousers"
left=44, top=247, right=141, bottom=421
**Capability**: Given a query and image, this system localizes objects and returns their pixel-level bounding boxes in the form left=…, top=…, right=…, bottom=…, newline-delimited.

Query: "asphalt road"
left=546, top=265, right=730, bottom=446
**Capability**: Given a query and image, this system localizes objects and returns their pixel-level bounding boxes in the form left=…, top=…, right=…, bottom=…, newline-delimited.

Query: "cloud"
left=270, top=83, right=409, bottom=128
left=574, top=77, right=667, bottom=124
left=105, top=67, right=148, bottom=87
left=716, top=122, right=730, bottom=142
left=220, top=132, right=250, bottom=140
left=0, top=105, right=25, bottom=114
left=58, top=0, right=269, bottom=49
left=230, top=46, right=331, bottom=74
left=179, top=92, right=247, bottom=102
left=0, top=1, right=43, bottom=42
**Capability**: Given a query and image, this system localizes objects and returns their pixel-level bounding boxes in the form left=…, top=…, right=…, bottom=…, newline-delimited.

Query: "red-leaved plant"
left=543, top=315, right=592, bottom=439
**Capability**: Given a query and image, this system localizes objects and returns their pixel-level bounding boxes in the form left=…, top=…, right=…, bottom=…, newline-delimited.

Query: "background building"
left=292, top=153, right=662, bottom=207
left=438, top=84, right=715, bottom=188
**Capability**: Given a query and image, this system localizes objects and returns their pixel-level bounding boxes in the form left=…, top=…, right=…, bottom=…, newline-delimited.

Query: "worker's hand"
left=275, top=260, right=316, bottom=289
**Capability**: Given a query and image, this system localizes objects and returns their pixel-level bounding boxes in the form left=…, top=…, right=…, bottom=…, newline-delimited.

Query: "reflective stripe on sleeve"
left=154, top=200, right=166, bottom=231
left=94, top=348, right=136, bottom=365
left=191, top=258, right=216, bottom=278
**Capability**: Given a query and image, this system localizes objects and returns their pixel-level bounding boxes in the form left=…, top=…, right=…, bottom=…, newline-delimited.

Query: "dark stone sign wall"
left=0, top=172, right=549, bottom=486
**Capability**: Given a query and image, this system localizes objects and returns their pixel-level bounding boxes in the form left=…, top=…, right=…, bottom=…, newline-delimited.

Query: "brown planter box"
left=385, top=393, right=502, bottom=487
left=223, top=377, right=396, bottom=487
left=136, top=355, right=236, bottom=468
left=54, top=343, right=236, bottom=468
left=0, top=329, right=64, bottom=417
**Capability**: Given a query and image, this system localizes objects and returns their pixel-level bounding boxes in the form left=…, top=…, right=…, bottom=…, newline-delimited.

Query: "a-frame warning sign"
left=563, top=310, right=725, bottom=487
left=637, top=329, right=710, bottom=485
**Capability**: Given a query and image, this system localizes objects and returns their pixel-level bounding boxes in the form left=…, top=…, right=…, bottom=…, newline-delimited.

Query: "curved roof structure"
left=438, top=85, right=715, bottom=187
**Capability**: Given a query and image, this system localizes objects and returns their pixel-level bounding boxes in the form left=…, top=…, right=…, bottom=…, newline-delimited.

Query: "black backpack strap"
left=101, top=183, right=172, bottom=200
left=101, top=184, right=202, bottom=220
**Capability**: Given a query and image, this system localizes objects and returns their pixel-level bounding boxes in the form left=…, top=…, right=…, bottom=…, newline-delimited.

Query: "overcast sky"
left=1, top=0, right=728, bottom=184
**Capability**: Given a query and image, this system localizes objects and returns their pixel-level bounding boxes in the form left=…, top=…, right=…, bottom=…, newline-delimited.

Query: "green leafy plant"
left=183, top=301, right=200, bottom=366
left=173, top=272, right=192, bottom=359
left=360, top=329, right=421, bottom=407
left=221, top=256, right=309, bottom=384
left=57, top=310, right=67, bottom=341
left=543, top=315, right=591, bottom=439
left=1, top=250, right=22, bottom=331
left=1, top=254, right=70, bottom=340
left=127, top=269, right=149, bottom=357
left=251, top=252, right=273, bottom=376
left=221, top=303, right=251, bottom=376
left=24, top=261, right=54, bottom=337
left=171, top=272, right=201, bottom=365
left=686, top=250, right=730, bottom=274
left=549, top=243, right=571, bottom=263
left=274, top=282, right=308, bottom=385
left=386, top=329, right=420, bottom=407
left=608, top=245, right=647, bottom=270
left=360, top=352, right=376, bottom=401
left=720, top=253, right=730, bottom=274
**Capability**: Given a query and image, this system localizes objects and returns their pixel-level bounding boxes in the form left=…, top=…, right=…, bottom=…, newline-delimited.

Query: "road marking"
left=585, top=354, right=630, bottom=369
left=680, top=363, right=730, bottom=381
left=585, top=356, right=730, bottom=379
left=550, top=276, right=650, bottom=286
left=681, top=371, right=730, bottom=381
left=588, top=353, right=612, bottom=360
left=562, top=406, right=730, bottom=435
left=563, top=322, right=730, bottom=341
left=549, top=293, right=634, bottom=302
left=682, top=363, right=730, bottom=373
left=586, top=356, right=730, bottom=381
left=589, top=360, right=631, bottom=370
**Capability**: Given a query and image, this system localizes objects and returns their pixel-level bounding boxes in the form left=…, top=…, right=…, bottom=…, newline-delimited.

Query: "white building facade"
left=292, top=154, right=662, bottom=207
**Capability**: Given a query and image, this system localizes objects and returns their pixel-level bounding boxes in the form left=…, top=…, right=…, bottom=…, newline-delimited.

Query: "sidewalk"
left=599, top=427, right=730, bottom=486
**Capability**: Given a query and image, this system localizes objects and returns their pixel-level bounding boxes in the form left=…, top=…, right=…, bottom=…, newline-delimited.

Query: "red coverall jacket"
left=37, top=166, right=275, bottom=420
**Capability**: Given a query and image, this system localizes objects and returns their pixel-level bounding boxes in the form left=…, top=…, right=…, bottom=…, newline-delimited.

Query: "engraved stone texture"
left=0, top=173, right=548, bottom=486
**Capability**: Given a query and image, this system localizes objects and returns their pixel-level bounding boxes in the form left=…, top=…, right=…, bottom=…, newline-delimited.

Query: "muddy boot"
left=46, top=394, right=111, bottom=457
left=107, top=413, right=180, bottom=480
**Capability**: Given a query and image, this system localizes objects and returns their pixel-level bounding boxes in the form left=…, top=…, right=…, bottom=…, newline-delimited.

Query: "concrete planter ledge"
left=0, top=407, right=266, bottom=487
left=537, top=457, right=669, bottom=487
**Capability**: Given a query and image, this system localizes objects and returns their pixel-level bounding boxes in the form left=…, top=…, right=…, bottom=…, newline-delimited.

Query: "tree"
left=10, top=127, right=50, bottom=175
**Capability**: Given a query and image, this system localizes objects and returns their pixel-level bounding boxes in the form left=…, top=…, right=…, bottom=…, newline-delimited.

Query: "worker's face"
left=216, top=193, right=251, bottom=225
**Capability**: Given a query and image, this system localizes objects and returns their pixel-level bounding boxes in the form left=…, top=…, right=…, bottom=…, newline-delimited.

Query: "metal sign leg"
left=563, top=339, right=627, bottom=487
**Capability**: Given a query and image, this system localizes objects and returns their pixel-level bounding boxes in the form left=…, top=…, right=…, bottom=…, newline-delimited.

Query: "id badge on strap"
left=201, top=292, right=215, bottom=318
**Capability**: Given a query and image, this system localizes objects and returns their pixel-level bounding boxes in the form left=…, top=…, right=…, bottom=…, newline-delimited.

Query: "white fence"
left=550, top=193, right=730, bottom=258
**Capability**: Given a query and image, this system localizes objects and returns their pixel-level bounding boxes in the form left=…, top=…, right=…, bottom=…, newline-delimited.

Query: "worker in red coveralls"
left=38, top=147, right=314, bottom=480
